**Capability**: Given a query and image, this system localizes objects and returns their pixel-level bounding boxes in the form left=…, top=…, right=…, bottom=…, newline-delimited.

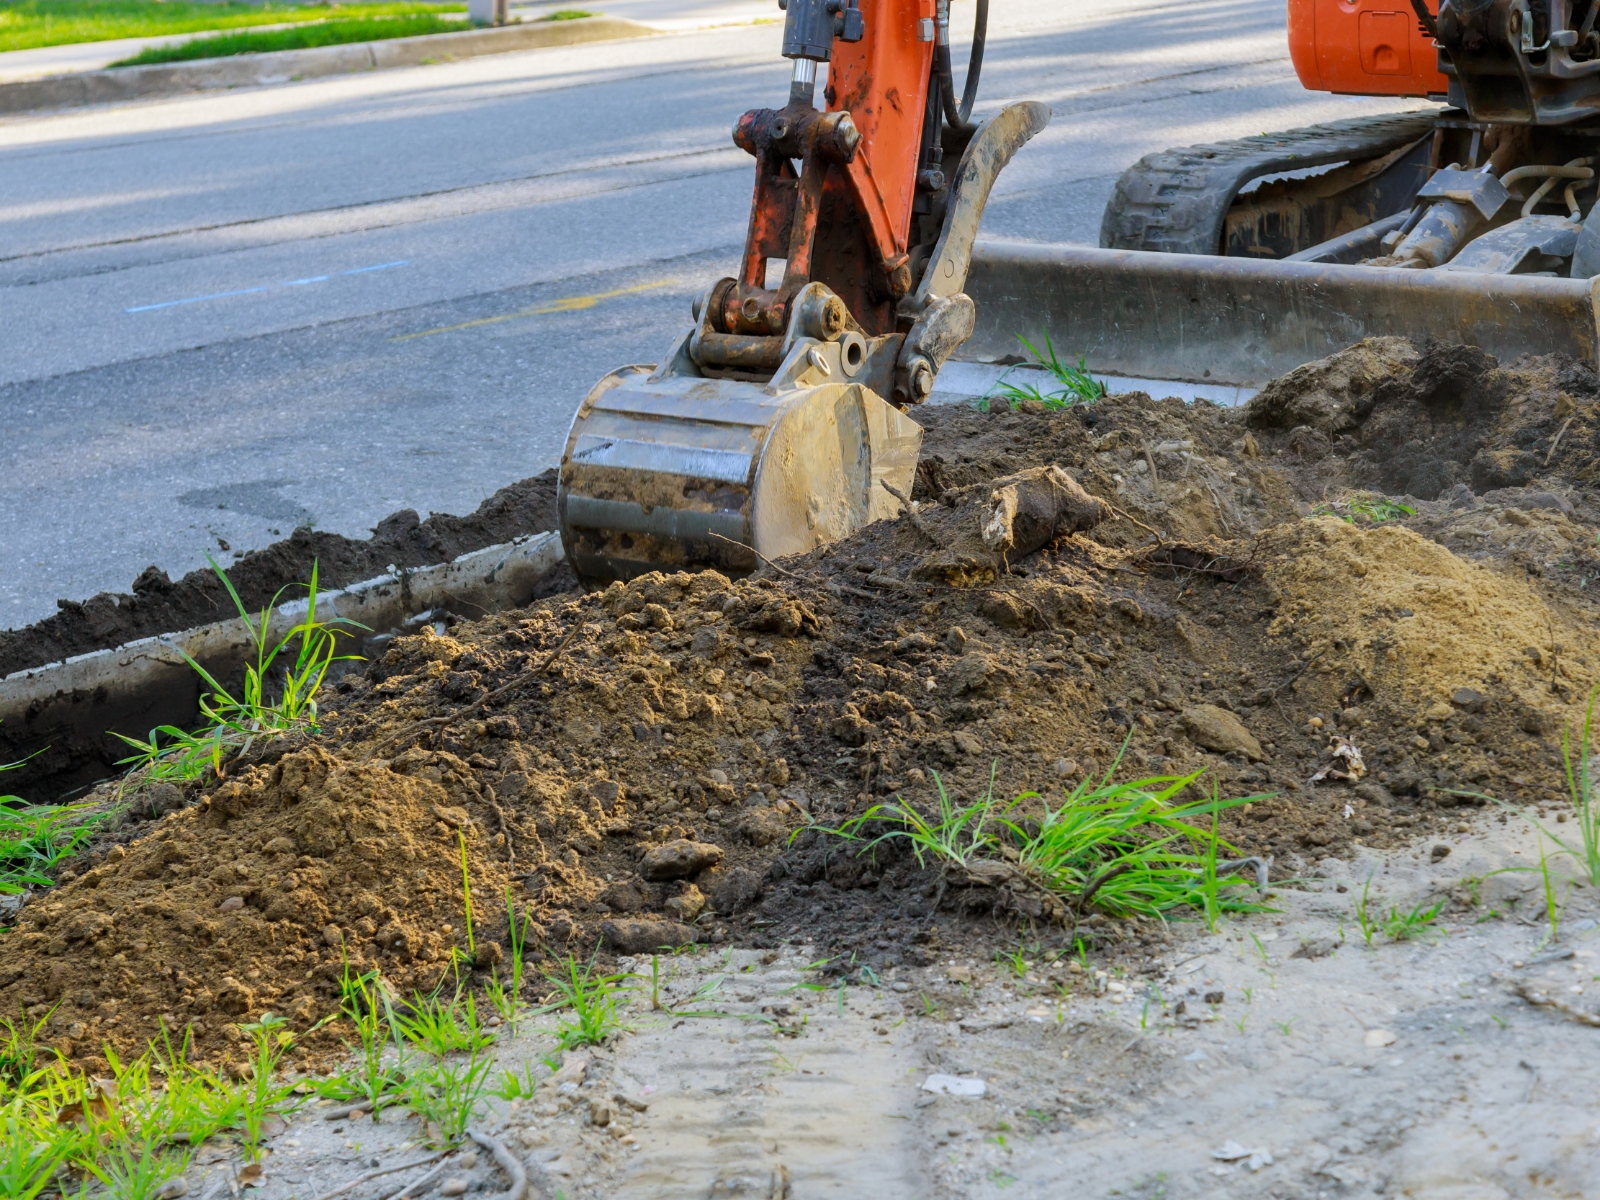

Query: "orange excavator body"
left=1287, top=0, right=1448, bottom=98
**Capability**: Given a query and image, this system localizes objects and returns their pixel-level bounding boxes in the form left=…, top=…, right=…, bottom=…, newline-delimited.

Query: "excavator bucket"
left=556, top=341, right=923, bottom=586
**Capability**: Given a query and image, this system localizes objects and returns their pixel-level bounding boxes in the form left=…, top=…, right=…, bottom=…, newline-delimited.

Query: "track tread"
left=1099, top=111, right=1440, bottom=255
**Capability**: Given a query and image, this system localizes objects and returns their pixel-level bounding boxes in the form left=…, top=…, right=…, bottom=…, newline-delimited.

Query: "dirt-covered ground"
left=142, top=816, right=1600, bottom=1199
left=5, top=339, right=1600, bottom=1197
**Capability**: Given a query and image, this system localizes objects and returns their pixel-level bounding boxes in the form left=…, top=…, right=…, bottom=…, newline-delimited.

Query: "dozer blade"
left=556, top=337, right=922, bottom=588
left=964, top=241, right=1600, bottom=386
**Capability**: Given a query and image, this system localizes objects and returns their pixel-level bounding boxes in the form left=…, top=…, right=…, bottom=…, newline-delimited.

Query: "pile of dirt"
left=6, top=338, right=1600, bottom=1076
left=0, top=471, right=569, bottom=680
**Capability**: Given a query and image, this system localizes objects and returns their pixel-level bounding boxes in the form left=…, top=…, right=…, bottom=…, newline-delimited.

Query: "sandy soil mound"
left=6, top=339, right=1599, bottom=1076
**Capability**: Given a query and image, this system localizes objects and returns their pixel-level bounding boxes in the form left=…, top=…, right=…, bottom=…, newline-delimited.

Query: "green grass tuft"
left=808, top=751, right=1274, bottom=925
left=540, top=951, right=629, bottom=1050
left=1311, top=492, right=1416, bottom=525
left=0, top=750, right=104, bottom=898
left=111, top=12, right=461, bottom=64
left=0, top=1, right=464, bottom=55
left=987, top=332, right=1106, bottom=411
left=112, top=557, right=362, bottom=784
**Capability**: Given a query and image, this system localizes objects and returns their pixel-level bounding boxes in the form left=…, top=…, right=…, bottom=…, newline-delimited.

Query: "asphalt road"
left=0, top=0, right=1428, bottom=633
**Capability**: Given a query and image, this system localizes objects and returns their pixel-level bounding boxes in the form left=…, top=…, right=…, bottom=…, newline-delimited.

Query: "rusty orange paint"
left=827, top=0, right=934, bottom=250
left=1288, top=0, right=1448, bottom=98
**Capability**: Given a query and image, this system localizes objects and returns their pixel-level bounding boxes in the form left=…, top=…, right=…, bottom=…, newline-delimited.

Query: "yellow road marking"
left=391, top=279, right=676, bottom=342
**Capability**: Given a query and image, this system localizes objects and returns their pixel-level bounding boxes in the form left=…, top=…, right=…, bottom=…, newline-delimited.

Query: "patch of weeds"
left=1271, top=1018, right=1297, bottom=1036
left=79, top=1129, right=190, bottom=1200
left=0, top=1007, right=55, bottom=1088
left=1381, top=897, right=1445, bottom=942
left=540, top=951, right=628, bottom=1050
left=325, top=958, right=406, bottom=1118
left=0, top=1093, right=76, bottom=1200
left=810, top=753, right=1272, bottom=923
left=404, top=1049, right=493, bottom=1144
left=987, top=332, right=1105, bottom=410
left=1311, top=492, right=1416, bottom=524
left=485, top=890, right=534, bottom=1025
left=994, top=941, right=1032, bottom=980
left=392, top=988, right=495, bottom=1058
left=0, top=752, right=103, bottom=896
left=491, top=1061, right=542, bottom=1102
left=1537, top=841, right=1570, bottom=944
left=114, top=559, right=362, bottom=783
left=236, top=1014, right=309, bottom=1161
left=1354, top=874, right=1380, bottom=946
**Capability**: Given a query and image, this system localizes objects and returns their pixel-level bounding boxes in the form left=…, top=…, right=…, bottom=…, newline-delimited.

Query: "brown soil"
left=0, top=470, right=569, bottom=680
left=7, top=339, right=1600, bottom=1078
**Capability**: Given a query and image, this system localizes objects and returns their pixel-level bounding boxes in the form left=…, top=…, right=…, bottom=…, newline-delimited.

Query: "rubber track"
left=1099, top=111, right=1440, bottom=255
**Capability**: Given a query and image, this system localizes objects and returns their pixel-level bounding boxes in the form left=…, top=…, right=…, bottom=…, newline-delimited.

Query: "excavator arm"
left=556, top=0, right=1046, bottom=586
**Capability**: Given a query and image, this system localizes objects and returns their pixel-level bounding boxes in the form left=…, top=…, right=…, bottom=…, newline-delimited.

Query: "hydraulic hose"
left=1408, top=0, right=1437, bottom=39
left=936, top=0, right=988, bottom=133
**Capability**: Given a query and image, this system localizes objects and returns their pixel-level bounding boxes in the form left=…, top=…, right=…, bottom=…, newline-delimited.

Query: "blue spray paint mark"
left=126, top=260, right=410, bottom=313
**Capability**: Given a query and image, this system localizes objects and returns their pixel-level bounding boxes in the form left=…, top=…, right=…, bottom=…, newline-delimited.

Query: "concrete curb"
left=0, top=532, right=565, bottom=788
left=0, top=17, right=659, bottom=116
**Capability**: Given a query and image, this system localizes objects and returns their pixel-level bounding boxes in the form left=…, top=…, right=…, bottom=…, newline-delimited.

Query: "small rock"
left=946, top=655, right=994, bottom=694
left=599, top=878, right=651, bottom=914
left=1450, top=687, right=1487, bottom=713
left=107, top=845, right=126, bottom=861
left=1203, top=990, right=1225, bottom=1005
left=640, top=839, right=724, bottom=881
left=664, top=884, right=705, bottom=923
left=1291, top=937, right=1339, bottom=960
left=706, top=866, right=762, bottom=914
left=737, top=807, right=788, bottom=847
left=896, top=632, right=936, bottom=654
left=601, top=919, right=701, bottom=955
left=263, top=836, right=296, bottom=856
left=473, top=941, right=504, bottom=969
left=952, top=730, right=983, bottom=755
left=1363, top=1029, right=1397, bottom=1047
left=485, top=714, right=521, bottom=739
left=944, top=626, right=968, bottom=653
left=589, top=780, right=623, bottom=812
left=439, top=1179, right=468, bottom=1197
left=706, top=769, right=728, bottom=785
left=1430, top=843, right=1452, bottom=862
left=147, top=783, right=185, bottom=816
left=589, top=1100, right=616, bottom=1127
left=921, top=1074, right=986, bottom=1097
left=218, top=896, right=245, bottom=912
left=154, top=1179, right=189, bottom=1199
left=321, top=924, right=343, bottom=947
left=1181, top=705, right=1266, bottom=761
left=431, top=804, right=470, bottom=829
left=1053, top=758, right=1080, bottom=779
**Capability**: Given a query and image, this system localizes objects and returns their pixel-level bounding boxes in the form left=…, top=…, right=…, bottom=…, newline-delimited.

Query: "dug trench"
left=0, top=469, right=573, bottom=684
left=5, top=339, right=1600, bottom=1194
